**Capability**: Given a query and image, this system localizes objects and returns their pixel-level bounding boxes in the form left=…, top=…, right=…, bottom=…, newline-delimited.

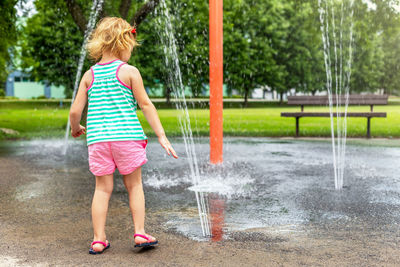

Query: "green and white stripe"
left=86, top=60, right=147, bottom=145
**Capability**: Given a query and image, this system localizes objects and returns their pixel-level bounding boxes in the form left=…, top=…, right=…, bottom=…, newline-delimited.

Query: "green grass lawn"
left=1, top=104, right=400, bottom=140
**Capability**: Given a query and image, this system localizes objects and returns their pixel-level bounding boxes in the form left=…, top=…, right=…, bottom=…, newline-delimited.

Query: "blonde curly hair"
left=87, top=17, right=138, bottom=61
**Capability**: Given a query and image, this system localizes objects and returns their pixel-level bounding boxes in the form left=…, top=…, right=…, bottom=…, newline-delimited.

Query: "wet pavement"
left=1, top=137, right=400, bottom=266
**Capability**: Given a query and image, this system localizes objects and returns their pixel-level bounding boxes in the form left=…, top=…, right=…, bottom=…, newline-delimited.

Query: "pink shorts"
left=88, top=140, right=148, bottom=176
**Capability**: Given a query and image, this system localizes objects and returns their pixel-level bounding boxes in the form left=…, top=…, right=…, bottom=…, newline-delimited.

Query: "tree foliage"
left=20, top=0, right=83, bottom=97
left=0, top=0, right=18, bottom=91
left=374, top=0, right=400, bottom=95
left=12, top=0, right=400, bottom=100
left=223, top=0, right=291, bottom=105
left=20, top=0, right=162, bottom=97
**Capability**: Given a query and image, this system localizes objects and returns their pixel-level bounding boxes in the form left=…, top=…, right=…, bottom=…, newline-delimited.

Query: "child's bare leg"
left=91, top=174, right=113, bottom=251
left=123, top=167, right=156, bottom=244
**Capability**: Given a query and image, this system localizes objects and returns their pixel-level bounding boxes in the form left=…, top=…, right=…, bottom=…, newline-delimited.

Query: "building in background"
left=5, top=71, right=234, bottom=99
left=146, top=82, right=230, bottom=98
left=5, top=70, right=66, bottom=99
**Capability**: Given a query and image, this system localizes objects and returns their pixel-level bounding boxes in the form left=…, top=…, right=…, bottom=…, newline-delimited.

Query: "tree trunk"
left=119, top=0, right=133, bottom=19
left=279, top=91, right=284, bottom=105
left=131, top=0, right=161, bottom=27
left=64, top=0, right=87, bottom=33
left=65, top=0, right=160, bottom=34
left=243, top=88, right=249, bottom=108
left=166, top=86, right=171, bottom=104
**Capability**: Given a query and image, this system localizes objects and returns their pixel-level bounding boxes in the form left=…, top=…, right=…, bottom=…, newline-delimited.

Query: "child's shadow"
left=133, top=246, right=157, bottom=253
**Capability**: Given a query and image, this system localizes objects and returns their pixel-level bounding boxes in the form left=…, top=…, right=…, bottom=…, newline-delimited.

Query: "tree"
left=21, top=0, right=162, bottom=97
left=0, top=0, right=18, bottom=93
left=223, top=0, right=290, bottom=106
left=350, top=0, right=384, bottom=93
left=19, top=0, right=400, bottom=101
left=170, top=0, right=209, bottom=98
left=278, top=0, right=325, bottom=97
left=374, top=0, right=400, bottom=95
left=20, top=0, right=84, bottom=97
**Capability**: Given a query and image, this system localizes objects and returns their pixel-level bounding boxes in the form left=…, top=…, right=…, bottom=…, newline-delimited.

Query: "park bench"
left=281, top=95, right=388, bottom=138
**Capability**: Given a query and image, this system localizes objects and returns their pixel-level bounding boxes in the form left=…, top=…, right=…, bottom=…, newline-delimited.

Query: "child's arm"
left=69, top=70, right=91, bottom=138
left=122, top=65, right=178, bottom=159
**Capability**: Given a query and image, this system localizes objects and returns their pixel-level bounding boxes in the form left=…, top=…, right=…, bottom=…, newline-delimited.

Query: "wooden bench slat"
left=287, top=100, right=388, bottom=105
left=281, top=112, right=387, bottom=118
left=287, top=94, right=388, bottom=105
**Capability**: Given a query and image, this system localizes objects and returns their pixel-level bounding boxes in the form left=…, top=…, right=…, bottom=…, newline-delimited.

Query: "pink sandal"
left=134, top=234, right=158, bottom=247
left=89, top=240, right=110, bottom=255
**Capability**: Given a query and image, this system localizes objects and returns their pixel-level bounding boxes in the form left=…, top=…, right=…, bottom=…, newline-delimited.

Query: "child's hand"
left=158, top=135, right=178, bottom=158
left=71, top=125, right=86, bottom=138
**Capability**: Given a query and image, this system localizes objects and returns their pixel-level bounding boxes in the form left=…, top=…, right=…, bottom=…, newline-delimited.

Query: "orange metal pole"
left=209, top=0, right=223, bottom=164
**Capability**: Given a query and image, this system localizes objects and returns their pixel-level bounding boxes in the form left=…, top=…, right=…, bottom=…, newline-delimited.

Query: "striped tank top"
left=86, top=59, right=147, bottom=146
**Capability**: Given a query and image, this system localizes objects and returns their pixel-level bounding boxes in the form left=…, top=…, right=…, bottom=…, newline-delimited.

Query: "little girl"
left=69, top=17, right=178, bottom=254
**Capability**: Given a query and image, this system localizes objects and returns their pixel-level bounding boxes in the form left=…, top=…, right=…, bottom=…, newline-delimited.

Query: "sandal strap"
left=91, top=241, right=107, bottom=247
left=134, top=234, right=150, bottom=240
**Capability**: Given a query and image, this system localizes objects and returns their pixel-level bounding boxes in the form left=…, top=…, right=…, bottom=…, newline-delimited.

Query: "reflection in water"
left=208, top=192, right=226, bottom=242
left=189, top=191, right=227, bottom=241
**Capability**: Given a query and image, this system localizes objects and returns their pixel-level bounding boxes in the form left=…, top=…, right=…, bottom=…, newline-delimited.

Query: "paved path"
left=1, top=139, right=400, bottom=266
